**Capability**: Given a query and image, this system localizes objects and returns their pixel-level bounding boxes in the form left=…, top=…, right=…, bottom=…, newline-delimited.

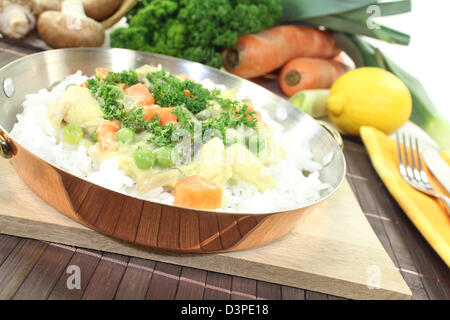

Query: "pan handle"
left=316, top=120, right=344, bottom=150
left=0, top=131, right=13, bottom=159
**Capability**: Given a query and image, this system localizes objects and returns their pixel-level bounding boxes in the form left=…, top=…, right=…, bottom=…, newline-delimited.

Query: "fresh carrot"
left=279, top=58, right=348, bottom=97
left=332, top=54, right=345, bottom=64
left=158, top=107, right=178, bottom=126
left=117, top=83, right=127, bottom=90
left=174, top=175, right=222, bottom=209
left=125, top=83, right=155, bottom=107
left=142, top=105, right=161, bottom=121
left=97, top=119, right=120, bottom=152
left=222, top=25, right=341, bottom=79
left=95, top=67, right=112, bottom=79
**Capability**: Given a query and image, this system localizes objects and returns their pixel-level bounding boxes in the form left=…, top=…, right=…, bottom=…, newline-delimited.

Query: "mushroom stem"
left=61, top=0, right=85, bottom=17
left=0, top=2, right=36, bottom=39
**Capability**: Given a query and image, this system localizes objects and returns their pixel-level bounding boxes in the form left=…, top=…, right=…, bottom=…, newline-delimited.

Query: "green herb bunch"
left=111, top=0, right=282, bottom=68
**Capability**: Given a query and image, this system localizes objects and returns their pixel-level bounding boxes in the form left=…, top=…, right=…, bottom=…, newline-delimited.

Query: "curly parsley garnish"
left=86, top=69, right=258, bottom=148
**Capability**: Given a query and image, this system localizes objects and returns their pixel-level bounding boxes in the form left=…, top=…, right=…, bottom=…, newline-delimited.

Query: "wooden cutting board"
left=0, top=160, right=411, bottom=299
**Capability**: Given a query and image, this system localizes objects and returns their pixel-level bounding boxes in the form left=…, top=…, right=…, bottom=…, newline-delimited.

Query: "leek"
left=381, top=53, right=450, bottom=150
left=279, top=0, right=411, bottom=45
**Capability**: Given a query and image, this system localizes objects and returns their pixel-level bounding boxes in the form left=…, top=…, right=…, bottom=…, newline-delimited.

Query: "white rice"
left=10, top=71, right=330, bottom=213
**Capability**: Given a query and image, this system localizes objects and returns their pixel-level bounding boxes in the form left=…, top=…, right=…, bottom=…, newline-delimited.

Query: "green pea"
left=116, top=127, right=135, bottom=144
left=63, top=124, right=83, bottom=145
left=134, top=148, right=155, bottom=169
left=90, top=131, right=98, bottom=142
left=155, top=147, right=173, bottom=167
left=246, top=135, right=266, bottom=153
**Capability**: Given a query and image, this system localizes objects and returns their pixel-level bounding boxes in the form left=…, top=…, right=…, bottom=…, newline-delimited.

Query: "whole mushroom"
left=0, top=0, right=36, bottom=39
left=37, top=0, right=104, bottom=48
left=83, top=0, right=122, bottom=21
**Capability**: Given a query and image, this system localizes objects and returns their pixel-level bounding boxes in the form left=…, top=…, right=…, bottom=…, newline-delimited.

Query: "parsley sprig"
left=103, top=70, right=140, bottom=87
left=86, top=69, right=259, bottom=149
left=146, top=70, right=219, bottom=114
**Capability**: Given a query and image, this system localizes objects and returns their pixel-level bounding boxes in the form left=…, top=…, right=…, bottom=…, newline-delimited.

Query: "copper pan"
left=0, top=48, right=346, bottom=253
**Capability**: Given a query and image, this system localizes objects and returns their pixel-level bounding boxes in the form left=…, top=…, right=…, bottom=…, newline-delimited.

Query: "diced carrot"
left=184, top=89, right=190, bottom=96
left=174, top=175, right=222, bottom=209
left=236, top=101, right=261, bottom=121
left=95, top=67, right=112, bottom=79
left=117, top=83, right=127, bottom=90
left=143, top=105, right=161, bottom=121
left=158, top=107, right=178, bottom=126
left=125, top=83, right=155, bottom=107
left=97, top=119, right=120, bottom=152
left=80, top=80, right=88, bottom=88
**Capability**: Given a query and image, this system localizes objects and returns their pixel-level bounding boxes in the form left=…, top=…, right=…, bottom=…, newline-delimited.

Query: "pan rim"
left=0, top=47, right=347, bottom=216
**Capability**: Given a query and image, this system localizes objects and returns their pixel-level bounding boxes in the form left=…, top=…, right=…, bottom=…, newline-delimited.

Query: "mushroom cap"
left=37, top=10, right=105, bottom=48
left=83, top=0, right=122, bottom=21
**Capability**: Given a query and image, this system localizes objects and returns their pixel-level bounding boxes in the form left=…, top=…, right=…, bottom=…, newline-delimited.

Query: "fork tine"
left=402, top=133, right=414, bottom=181
left=409, top=135, right=423, bottom=184
left=396, top=132, right=408, bottom=179
left=415, top=138, right=431, bottom=187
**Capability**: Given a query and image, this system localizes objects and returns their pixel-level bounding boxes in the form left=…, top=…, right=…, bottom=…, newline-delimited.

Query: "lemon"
left=326, top=67, right=412, bottom=135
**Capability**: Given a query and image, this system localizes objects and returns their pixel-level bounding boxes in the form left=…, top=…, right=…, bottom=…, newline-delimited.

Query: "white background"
left=368, top=0, right=450, bottom=121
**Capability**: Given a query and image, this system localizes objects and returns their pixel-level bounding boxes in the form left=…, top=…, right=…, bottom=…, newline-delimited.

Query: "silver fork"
left=396, top=132, right=450, bottom=215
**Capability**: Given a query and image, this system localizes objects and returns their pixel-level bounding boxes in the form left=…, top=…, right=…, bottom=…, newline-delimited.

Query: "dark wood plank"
left=0, top=52, right=20, bottom=66
left=0, top=37, right=43, bottom=55
left=48, top=248, right=102, bottom=300
left=0, top=239, right=47, bottom=299
left=374, top=181, right=450, bottom=300
left=328, top=294, right=348, bottom=300
left=204, top=272, right=232, bottom=300
left=115, top=257, right=155, bottom=300
left=146, top=262, right=181, bottom=300
left=305, top=290, right=328, bottom=300
left=230, top=276, right=256, bottom=300
left=281, top=286, right=305, bottom=300
left=362, top=212, right=399, bottom=268
left=12, top=243, right=75, bottom=300
left=175, top=267, right=207, bottom=300
left=81, top=252, right=129, bottom=300
left=256, top=281, right=282, bottom=300
left=0, top=234, right=21, bottom=266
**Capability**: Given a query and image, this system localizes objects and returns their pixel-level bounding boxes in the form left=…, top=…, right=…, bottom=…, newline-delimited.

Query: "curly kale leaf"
left=111, top=0, right=282, bottom=68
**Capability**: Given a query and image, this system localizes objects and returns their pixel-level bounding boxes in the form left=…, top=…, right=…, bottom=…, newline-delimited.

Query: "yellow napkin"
left=360, top=126, right=450, bottom=267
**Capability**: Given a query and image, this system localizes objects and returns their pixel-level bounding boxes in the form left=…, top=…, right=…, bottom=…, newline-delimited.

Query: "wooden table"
left=0, top=39, right=449, bottom=300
